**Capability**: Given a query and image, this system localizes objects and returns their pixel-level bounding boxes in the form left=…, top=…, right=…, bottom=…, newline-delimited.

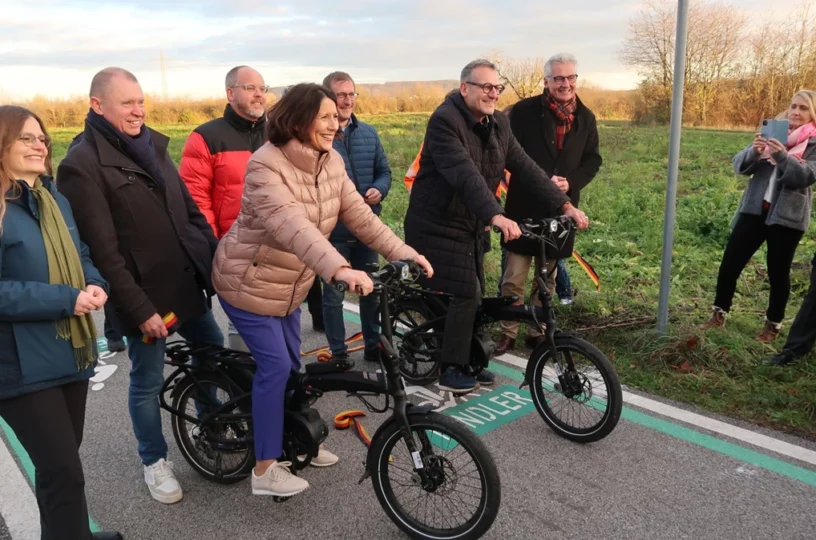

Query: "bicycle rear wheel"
left=171, top=373, right=254, bottom=483
left=391, top=300, right=442, bottom=385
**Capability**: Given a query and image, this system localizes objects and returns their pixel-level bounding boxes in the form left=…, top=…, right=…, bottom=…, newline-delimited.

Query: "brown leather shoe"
left=699, top=307, right=726, bottom=330
left=494, top=335, right=515, bottom=356
left=757, top=320, right=781, bottom=343
left=524, top=335, right=546, bottom=349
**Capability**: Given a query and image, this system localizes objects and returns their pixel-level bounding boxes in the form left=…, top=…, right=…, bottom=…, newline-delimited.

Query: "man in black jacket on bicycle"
left=404, top=59, right=588, bottom=392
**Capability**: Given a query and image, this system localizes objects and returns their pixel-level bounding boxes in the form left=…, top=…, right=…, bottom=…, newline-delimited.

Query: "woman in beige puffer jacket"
left=211, top=83, right=432, bottom=499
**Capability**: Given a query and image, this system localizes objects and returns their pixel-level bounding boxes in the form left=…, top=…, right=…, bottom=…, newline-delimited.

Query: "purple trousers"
left=220, top=298, right=301, bottom=460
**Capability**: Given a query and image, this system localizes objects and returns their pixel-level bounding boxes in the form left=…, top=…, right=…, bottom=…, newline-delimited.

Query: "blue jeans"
left=220, top=299, right=300, bottom=460
left=555, top=259, right=572, bottom=300
left=321, top=239, right=380, bottom=354
left=125, top=309, right=224, bottom=466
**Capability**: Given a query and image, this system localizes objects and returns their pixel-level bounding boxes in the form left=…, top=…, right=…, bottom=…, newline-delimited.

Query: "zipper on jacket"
left=286, top=157, right=325, bottom=313
left=343, top=124, right=360, bottom=186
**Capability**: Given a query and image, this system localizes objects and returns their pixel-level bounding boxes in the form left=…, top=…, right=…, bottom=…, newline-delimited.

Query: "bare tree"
left=620, top=0, right=676, bottom=87
left=489, top=50, right=546, bottom=100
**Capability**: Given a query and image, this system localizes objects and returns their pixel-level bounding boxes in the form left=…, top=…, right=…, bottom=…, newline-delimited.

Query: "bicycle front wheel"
left=369, top=412, right=501, bottom=540
left=529, top=336, right=622, bottom=443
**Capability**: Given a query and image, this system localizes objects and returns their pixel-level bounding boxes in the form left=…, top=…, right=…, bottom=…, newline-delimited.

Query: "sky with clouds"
left=0, top=0, right=769, bottom=100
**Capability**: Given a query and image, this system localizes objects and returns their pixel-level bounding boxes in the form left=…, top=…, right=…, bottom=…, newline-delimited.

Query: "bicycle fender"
left=358, top=404, right=436, bottom=484
left=523, top=333, right=581, bottom=387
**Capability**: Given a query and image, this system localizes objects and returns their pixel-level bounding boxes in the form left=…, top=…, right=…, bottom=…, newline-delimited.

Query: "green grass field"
left=48, top=115, right=815, bottom=439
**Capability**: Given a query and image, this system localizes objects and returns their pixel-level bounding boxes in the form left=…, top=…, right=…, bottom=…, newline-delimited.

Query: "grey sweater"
left=731, top=138, right=816, bottom=232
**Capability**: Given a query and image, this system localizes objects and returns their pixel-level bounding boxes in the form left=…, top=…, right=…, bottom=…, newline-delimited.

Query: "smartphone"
left=761, top=118, right=789, bottom=143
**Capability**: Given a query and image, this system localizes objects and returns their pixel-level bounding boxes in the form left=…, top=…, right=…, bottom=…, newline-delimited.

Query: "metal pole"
left=657, top=0, right=690, bottom=333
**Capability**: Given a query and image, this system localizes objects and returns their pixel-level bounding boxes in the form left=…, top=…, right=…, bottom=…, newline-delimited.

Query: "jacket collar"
left=6, top=175, right=56, bottom=213
left=280, top=138, right=331, bottom=175
left=450, top=92, right=494, bottom=129
left=85, top=122, right=169, bottom=173
left=224, top=104, right=265, bottom=133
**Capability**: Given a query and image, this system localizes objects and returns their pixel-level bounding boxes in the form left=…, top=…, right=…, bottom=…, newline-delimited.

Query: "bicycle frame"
left=392, top=217, right=576, bottom=382
left=159, top=260, right=438, bottom=485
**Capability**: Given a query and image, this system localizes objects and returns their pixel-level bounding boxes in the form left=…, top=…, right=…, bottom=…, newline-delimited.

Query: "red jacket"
left=179, top=104, right=266, bottom=238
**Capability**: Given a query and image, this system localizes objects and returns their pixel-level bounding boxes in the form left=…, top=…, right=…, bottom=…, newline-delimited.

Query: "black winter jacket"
left=56, top=123, right=218, bottom=333
left=404, top=93, right=569, bottom=298
left=504, top=94, right=601, bottom=257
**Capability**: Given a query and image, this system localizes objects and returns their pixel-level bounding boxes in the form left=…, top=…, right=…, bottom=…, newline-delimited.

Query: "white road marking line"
left=342, top=300, right=816, bottom=467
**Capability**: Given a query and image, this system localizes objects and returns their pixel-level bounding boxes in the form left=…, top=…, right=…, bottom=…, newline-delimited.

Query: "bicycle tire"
left=529, top=336, right=622, bottom=443
left=170, top=373, right=255, bottom=484
left=369, top=412, right=501, bottom=540
left=390, top=300, right=442, bottom=385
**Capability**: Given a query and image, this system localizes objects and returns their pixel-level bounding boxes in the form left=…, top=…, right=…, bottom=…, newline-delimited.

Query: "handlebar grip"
left=334, top=281, right=349, bottom=293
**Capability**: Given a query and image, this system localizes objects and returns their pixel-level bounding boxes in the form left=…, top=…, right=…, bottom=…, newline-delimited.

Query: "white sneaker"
left=144, top=458, right=183, bottom=504
left=251, top=461, right=309, bottom=497
left=297, top=446, right=339, bottom=467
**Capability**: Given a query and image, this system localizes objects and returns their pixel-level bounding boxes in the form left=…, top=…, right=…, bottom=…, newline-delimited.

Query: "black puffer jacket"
left=404, top=93, right=569, bottom=298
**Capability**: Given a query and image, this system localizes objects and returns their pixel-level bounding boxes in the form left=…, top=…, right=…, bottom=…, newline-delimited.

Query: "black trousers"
left=306, top=279, right=324, bottom=326
left=782, top=255, right=816, bottom=357
left=103, top=302, right=123, bottom=342
left=714, top=212, right=803, bottom=323
left=0, top=380, right=92, bottom=540
left=442, top=277, right=482, bottom=367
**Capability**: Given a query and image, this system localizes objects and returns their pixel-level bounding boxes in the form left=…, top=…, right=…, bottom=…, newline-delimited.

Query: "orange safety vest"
left=404, top=142, right=509, bottom=197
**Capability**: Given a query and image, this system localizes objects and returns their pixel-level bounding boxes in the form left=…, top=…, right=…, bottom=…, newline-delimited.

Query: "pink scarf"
left=762, top=122, right=816, bottom=164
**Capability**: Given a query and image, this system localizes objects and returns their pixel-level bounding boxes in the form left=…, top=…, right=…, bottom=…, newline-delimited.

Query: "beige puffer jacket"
left=212, top=138, right=418, bottom=317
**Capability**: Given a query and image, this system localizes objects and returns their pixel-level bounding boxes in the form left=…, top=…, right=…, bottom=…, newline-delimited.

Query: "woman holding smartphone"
left=700, top=90, right=816, bottom=342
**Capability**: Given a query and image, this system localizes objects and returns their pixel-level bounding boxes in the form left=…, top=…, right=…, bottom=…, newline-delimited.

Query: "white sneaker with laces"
left=297, top=446, right=339, bottom=467
left=251, top=461, right=309, bottom=497
left=144, top=458, right=183, bottom=504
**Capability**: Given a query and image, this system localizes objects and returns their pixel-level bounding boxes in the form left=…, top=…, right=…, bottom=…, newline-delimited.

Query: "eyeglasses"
left=548, top=74, right=578, bottom=85
left=231, top=84, right=271, bottom=94
left=17, top=133, right=51, bottom=149
left=336, top=92, right=359, bottom=101
left=465, top=82, right=505, bottom=95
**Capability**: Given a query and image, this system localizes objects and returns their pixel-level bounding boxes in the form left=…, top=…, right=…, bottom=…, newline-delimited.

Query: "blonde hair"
left=0, top=106, right=53, bottom=232
left=775, top=90, right=816, bottom=125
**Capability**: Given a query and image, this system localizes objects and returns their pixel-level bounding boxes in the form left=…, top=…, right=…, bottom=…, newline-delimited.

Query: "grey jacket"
left=731, top=138, right=816, bottom=232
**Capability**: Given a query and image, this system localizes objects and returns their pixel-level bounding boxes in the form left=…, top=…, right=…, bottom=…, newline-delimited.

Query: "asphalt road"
left=1, top=303, right=815, bottom=540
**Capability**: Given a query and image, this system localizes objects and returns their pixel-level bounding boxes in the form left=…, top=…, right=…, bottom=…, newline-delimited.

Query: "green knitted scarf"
left=29, top=178, right=96, bottom=371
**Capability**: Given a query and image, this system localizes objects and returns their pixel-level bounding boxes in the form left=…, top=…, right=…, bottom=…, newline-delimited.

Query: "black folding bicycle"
left=389, top=216, right=623, bottom=443
left=159, top=260, right=501, bottom=540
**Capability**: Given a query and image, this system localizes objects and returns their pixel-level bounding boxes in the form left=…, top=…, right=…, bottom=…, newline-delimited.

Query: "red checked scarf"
left=544, top=88, right=577, bottom=150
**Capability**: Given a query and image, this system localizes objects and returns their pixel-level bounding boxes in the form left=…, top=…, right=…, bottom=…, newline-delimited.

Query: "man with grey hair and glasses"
left=495, top=53, right=601, bottom=355
left=179, top=65, right=270, bottom=351
left=404, top=58, right=589, bottom=392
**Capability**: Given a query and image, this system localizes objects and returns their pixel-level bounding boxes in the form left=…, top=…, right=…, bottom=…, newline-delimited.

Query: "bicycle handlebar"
left=332, top=259, right=426, bottom=293
left=491, top=215, right=577, bottom=239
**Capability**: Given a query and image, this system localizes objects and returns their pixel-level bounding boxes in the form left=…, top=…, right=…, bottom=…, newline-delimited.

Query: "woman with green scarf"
left=0, top=106, right=122, bottom=540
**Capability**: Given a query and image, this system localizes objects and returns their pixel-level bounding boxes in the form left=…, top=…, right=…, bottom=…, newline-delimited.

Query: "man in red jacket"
left=180, top=65, right=309, bottom=350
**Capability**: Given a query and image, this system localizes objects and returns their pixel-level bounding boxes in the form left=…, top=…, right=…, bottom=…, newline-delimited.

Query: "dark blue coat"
left=0, top=177, right=107, bottom=399
left=329, top=114, right=392, bottom=243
